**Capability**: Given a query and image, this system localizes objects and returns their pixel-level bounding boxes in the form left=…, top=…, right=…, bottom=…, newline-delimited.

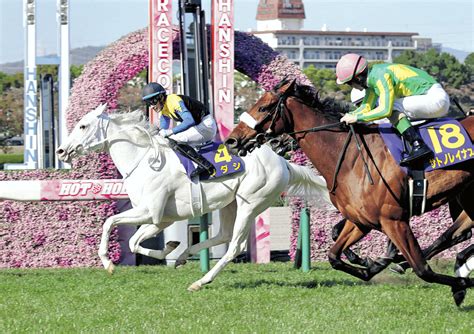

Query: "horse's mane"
left=287, top=83, right=380, bottom=134
left=108, top=109, right=171, bottom=148
left=291, top=83, right=351, bottom=123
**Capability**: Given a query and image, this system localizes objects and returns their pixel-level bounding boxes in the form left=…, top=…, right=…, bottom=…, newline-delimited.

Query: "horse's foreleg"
left=381, top=218, right=473, bottom=306
left=175, top=201, right=237, bottom=268
left=129, top=223, right=177, bottom=260
left=328, top=220, right=392, bottom=281
left=98, top=206, right=151, bottom=273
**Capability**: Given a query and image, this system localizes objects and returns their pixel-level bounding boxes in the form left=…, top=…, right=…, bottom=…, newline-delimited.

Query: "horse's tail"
left=285, top=162, right=336, bottom=210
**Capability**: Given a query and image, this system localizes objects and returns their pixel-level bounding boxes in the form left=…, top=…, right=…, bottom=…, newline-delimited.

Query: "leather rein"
left=247, top=93, right=373, bottom=193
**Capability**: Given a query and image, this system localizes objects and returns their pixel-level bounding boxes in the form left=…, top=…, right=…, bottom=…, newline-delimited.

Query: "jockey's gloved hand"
left=159, top=129, right=173, bottom=137
left=340, top=113, right=357, bottom=124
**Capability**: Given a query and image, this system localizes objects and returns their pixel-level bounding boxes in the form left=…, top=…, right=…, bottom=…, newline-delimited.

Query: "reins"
left=94, top=116, right=161, bottom=179
left=286, top=121, right=344, bottom=136
left=261, top=94, right=374, bottom=192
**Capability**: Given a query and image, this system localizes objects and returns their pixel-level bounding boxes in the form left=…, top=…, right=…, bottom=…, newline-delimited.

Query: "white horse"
left=56, top=104, right=331, bottom=291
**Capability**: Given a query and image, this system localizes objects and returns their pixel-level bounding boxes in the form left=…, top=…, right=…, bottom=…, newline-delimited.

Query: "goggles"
left=145, top=95, right=163, bottom=107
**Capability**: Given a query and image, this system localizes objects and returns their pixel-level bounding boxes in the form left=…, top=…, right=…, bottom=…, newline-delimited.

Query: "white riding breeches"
left=169, top=114, right=217, bottom=146
left=392, top=84, right=450, bottom=120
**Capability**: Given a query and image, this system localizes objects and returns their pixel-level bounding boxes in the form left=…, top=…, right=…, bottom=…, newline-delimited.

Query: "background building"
left=253, top=0, right=442, bottom=69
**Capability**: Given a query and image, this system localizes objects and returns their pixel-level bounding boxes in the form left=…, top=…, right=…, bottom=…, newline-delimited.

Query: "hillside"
left=0, top=46, right=104, bottom=74
left=1, top=45, right=471, bottom=75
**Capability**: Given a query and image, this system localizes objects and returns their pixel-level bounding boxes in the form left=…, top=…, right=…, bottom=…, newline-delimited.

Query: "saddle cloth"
left=174, top=142, right=245, bottom=180
left=379, top=118, right=474, bottom=172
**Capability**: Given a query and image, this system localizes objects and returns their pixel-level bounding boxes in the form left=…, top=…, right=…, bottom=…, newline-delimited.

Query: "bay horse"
left=56, top=104, right=331, bottom=291
left=225, top=79, right=474, bottom=305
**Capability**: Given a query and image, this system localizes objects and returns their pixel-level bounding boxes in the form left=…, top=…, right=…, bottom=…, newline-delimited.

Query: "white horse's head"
left=56, top=104, right=109, bottom=163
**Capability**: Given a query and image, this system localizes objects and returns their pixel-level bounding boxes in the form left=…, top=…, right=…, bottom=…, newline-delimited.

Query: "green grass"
left=0, top=153, right=23, bottom=165
left=0, top=262, right=472, bottom=333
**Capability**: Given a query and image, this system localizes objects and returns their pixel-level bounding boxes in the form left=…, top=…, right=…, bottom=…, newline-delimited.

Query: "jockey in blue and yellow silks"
left=336, top=53, right=450, bottom=167
left=142, top=82, right=217, bottom=177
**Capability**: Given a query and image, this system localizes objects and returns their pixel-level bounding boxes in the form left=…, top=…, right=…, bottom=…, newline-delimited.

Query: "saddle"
left=170, top=139, right=245, bottom=181
left=379, top=117, right=474, bottom=216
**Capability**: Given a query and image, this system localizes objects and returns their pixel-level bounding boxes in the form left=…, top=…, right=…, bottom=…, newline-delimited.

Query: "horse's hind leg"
left=392, top=200, right=472, bottom=274
left=175, top=201, right=237, bottom=268
left=129, top=223, right=178, bottom=260
left=381, top=218, right=472, bottom=306
left=187, top=192, right=278, bottom=292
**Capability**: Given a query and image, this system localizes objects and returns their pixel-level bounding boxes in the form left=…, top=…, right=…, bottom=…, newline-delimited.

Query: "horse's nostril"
left=255, top=133, right=266, bottom=144
left=56, top=148, right=64, bottom=155
left=225, top=137, right=238, bottom=148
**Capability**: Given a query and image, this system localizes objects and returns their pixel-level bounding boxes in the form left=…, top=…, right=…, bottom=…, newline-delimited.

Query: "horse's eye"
left=79, top=125, right=86, bottom=130
left=258, top=106, right=266, bottom=113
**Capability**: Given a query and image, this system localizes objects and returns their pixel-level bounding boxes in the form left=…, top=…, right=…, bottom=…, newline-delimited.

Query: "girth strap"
left=408, top=169, right=427, bottom=217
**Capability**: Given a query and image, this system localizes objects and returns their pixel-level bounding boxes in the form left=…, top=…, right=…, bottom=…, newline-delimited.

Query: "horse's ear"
left=273, top=77, right=289, bottom=92
left=285, top=78, right=297, bottom=94
left=93, top=103, right=108, bottom=117
left=276, top=78, right=296, bottom=95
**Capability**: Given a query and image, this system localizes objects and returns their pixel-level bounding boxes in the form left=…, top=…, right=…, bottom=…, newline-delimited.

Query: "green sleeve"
left=355, top=74, right=395, bottom=122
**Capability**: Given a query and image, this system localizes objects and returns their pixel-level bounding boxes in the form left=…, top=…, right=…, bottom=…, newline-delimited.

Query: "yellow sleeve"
left=355, top=74, right=395, bottom=122
left=161, top=94, right=184, bottom=120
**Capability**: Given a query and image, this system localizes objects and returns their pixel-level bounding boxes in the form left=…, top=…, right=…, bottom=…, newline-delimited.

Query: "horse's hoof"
left=166, top=241, right=180, bottom=249
left=389, top=264, right=406, bottom=275
left=107, top=263, right=115, bottom=275
left=175, top=259, right=187, bottom=268
left=452, top=289, right=467, bottom=307
left=187, top=282, right=202, bottom=292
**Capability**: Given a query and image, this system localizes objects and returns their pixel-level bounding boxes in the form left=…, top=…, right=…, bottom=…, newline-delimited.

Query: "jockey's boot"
left=400, top=126, right=433, bottom=167
left=176, top=143, right=215, bottom=178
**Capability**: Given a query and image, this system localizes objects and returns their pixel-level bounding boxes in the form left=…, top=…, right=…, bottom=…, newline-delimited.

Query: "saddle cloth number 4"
left=214, top=144, right=233, bottom=163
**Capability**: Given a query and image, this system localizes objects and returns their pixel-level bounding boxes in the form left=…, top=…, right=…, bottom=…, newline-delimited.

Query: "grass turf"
left=0, top=153, right=23, bottom=165
left=0, top=262, right=472, bottom=333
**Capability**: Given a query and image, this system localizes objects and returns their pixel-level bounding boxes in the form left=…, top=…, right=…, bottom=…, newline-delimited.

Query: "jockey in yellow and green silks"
left=336, top=53, right=450, bottom=167
left=142, top=82, right=217, bottom=177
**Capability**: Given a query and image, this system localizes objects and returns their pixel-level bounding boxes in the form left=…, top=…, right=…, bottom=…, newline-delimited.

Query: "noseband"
left=239, top=91, right=294, bottom=141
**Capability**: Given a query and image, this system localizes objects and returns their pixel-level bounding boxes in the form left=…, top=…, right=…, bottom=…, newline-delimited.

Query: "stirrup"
left=400, top=146, right=432, bottom=167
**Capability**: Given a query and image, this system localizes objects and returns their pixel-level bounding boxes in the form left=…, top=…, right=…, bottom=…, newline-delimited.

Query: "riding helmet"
left=142, top=82, right=167, bottom=103
left=336, top=53, right=368, bottom=85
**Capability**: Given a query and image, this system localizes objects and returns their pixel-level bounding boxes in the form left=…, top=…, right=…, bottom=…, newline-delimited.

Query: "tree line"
left=0, top=65, right=83, bottom=148
left=1, top=49, right=473, bottom=148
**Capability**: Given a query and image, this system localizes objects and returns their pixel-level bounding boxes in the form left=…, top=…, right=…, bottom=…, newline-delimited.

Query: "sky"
left=0, top=0, right=472, bottom=64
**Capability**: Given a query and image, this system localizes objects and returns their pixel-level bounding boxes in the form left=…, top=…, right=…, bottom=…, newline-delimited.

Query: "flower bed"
left=0, top=26, right=466, bottom=268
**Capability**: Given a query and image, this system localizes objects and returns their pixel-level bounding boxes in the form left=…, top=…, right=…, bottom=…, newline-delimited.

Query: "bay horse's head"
left=56, top=103, right=110, bottom=163
left=225, top=78, right=297, bottom=156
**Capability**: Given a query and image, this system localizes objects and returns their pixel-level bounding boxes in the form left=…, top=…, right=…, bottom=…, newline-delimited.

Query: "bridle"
left=240, top=91, right=294, bottom=137
left=83, top=114, right=161, bottom=179
left=238, top=89, right=373, bottom=192
left=239, top=90, right=344, bottom=141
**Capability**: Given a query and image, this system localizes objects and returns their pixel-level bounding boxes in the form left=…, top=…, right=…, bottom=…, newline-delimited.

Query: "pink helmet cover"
left=336, top=53, right=368, bottom=84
